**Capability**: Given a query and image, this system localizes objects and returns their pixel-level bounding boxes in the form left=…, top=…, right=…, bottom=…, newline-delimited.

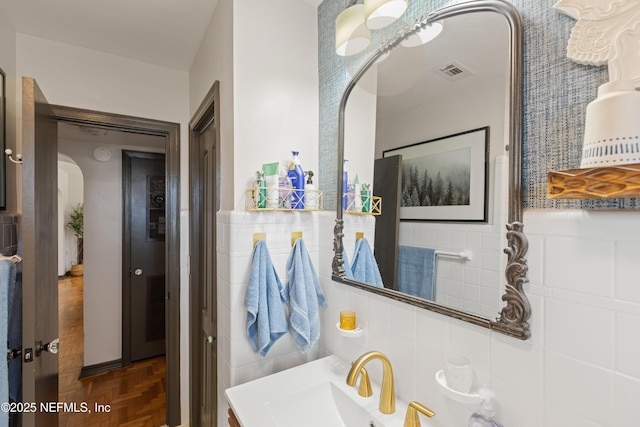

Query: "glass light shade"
left=400, top=21, right=444, bottom=47
left=336, top=4, right=371, bottom=56
left=364, top=0, right=408, bottom=30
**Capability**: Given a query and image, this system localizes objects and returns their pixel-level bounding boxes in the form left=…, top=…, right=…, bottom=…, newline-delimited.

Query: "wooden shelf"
left=547, top=164, right=640, bottom=199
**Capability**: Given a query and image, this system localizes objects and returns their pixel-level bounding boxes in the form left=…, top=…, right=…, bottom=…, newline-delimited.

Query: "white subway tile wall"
left=216, top=210, right=328, bottom=427
left=318, top=210, right=640, bottom=427
left=218, top=209, right=640, bottom=426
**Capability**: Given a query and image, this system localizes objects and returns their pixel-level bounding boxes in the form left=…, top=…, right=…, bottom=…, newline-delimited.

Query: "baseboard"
left=78, top=358, right=124, bottom=379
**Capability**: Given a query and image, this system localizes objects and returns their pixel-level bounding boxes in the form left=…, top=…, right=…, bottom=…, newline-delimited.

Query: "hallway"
left=58, top=275, right=167, bottom=426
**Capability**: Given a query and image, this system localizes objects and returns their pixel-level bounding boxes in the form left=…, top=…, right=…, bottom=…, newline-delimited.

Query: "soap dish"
left=435, top=370, right=483, bottom=405
left=335, top=322, right=363, bottom=338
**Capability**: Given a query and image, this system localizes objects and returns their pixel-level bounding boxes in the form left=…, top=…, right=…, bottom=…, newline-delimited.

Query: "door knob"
left=206, top=336, right=216, bottom=344
left=134, top=268, right=143, bottom=276
left=35, top=338, right=59, bottom=356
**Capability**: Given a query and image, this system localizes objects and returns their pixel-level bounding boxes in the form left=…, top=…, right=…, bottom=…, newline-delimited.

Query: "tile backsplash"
left=320, top=209, right=640, bottom=427
left=216, top=210, right=329, bottom=426
left=219, top=209, right=640, bottom=426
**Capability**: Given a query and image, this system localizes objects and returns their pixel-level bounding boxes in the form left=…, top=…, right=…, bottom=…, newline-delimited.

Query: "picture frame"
left=383, top=127, right=489, bottom=222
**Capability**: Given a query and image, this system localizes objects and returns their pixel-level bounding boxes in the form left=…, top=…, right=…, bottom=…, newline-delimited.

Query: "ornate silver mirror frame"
left=331, top=0, right=530, bottom=340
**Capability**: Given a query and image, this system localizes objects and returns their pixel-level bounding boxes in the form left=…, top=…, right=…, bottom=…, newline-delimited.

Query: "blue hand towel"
left=0, top=259, right=13, bottom=427
left=351, top=238, right=384, bottom=287
left=285, top=239, right=326, bottom=353
left=397, top=245, right=435, bottom=300
left=245, top=240, right=288, bottom=356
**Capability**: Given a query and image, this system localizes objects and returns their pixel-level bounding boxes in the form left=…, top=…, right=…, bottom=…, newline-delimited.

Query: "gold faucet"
left=346, top=351, right=395, bottom=414
left=403, top=401, right=436, bottom=427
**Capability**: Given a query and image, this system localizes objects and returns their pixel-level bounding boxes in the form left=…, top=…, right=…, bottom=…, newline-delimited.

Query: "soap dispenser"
left=304, top=171, right=317, bottom=210
left=288, top=151, right=305, bottom=209
left=468, top=389, right=503, bottom=427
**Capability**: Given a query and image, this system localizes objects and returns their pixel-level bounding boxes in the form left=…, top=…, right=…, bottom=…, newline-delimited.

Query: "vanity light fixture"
left=400, top=21, right=443, bottom=47
left=336, top=1, right=371, bottom=56
left=364, top=0, right=408, bottom=30
left=336, top=0, right=410, bottom=57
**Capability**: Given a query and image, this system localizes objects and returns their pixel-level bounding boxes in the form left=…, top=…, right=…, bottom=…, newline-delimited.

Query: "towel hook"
left=253, top=233, right=266, bottom=247
left=291, top=231, right=302, bottom=247
left=5, top=149, right=22, bottom=165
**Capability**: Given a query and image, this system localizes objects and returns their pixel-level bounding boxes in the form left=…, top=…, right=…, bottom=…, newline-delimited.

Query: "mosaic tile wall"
left=318, top=0, right=639, bottom=210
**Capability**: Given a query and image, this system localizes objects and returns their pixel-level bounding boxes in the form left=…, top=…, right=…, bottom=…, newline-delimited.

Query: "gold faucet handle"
left=358, top=366, right=373, bottom=397
left=350, top=362, right=373, bottom=397
left=403, top=401, right=436, bottom=427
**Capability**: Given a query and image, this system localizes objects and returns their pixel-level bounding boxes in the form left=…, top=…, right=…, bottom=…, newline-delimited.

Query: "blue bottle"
left=342, top=159, right=349, bottom=211
left=288, top=151, right=305, bottom=209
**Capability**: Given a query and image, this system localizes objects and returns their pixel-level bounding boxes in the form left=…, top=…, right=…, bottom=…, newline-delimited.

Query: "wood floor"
left=58, top=275, right=167, bottom=427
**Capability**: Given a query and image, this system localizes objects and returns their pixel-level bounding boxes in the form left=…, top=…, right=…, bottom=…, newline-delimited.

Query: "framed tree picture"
left=383, top=127, right=489, bottom=222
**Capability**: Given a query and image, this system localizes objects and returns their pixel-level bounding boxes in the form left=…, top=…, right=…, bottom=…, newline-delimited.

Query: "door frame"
left=51, top=105, right=181, bottom=427
left=189, top=81, right=220, bottom=426
left=22, top=77, right=59, bottom=427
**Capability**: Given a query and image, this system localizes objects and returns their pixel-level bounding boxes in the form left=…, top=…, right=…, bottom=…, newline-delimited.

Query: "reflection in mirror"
left=332, top=0, right=530, bottom=340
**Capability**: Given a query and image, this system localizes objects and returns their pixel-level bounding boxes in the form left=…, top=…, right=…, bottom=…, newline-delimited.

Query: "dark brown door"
left=21, top=77, right=59, bottom=427
left=373, top=155, right=402, bottom=290
left=190, top=82, right=219, bottom=427
left=123, top=151, right=166, bottom=362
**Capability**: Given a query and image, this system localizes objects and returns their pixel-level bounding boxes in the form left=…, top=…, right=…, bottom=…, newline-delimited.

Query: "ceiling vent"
left=433, top=61, right=474, bottom=81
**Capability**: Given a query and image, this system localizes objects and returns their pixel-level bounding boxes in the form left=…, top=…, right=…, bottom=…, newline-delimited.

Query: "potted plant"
left=67, top=203, right=84, bottom=276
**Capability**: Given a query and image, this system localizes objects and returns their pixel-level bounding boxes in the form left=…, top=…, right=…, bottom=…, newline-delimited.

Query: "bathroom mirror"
left=332, top=0, right=530, bottom=339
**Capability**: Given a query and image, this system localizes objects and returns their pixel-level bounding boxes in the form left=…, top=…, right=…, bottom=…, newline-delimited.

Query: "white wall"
left=190, top=0, right=320, bottom=212
left=203, top=0, right=320, bottom=425
left=232, top=0, right=319, bottom=210
left=58, top=139, right=163, bottom=366
left=15, top=33, right=190, bottom=208
left=375, top=75, right=507, bottom=160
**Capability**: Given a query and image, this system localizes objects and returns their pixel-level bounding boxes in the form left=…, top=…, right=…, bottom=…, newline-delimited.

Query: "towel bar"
left=0, top=255, right=21, bottom=263
left=435, top=250, right=471, bottom=261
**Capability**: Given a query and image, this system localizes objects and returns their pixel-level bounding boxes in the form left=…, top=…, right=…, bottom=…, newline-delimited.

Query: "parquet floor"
left=58, top=275, right=167, bottom=427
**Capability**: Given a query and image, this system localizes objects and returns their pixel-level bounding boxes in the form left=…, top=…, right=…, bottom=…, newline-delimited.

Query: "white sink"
left=225, top=355, right=436, bottom=427
left=264, top=381, right=384, bottom=427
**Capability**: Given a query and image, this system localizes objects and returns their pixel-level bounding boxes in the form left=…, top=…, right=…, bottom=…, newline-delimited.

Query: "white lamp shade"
left=401, top=21, right=443, bottom=47
left=336, top=4, right=371, bottom=56
left=364, top=0, right=408, bottom=30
